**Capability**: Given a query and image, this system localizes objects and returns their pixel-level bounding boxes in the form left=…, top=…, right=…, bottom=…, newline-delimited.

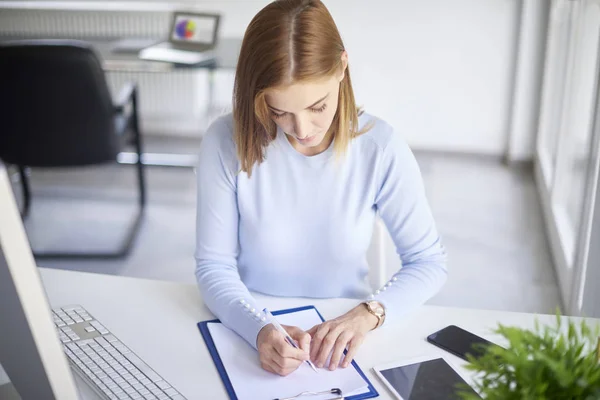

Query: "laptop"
left=139, top=11, right=220, bottom=65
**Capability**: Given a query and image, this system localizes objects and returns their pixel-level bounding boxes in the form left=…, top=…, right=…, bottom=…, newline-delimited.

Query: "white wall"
left=331, top=0, right=521, bottom=155
left=4, top=0, right=524, bottom=156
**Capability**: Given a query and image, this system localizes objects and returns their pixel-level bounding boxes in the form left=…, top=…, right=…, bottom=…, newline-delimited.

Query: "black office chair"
left=0, top=39, right=146, bottom=259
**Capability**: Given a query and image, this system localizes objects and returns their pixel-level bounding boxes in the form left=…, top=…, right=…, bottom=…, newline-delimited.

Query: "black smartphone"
left=427, top=325, right=500, bottom=362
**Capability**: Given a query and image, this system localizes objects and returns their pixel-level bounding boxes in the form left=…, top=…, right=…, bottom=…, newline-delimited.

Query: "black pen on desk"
left=263, top=308, right=318, bottom=373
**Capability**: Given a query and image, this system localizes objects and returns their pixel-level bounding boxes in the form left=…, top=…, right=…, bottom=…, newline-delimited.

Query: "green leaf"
left=466, top=318, right=600, bottom=398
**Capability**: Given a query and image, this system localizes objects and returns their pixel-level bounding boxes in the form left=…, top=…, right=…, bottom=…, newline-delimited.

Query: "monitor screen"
left=0, top=163, right=79, bottom=399
left=170, top=14, right=218, bottom=44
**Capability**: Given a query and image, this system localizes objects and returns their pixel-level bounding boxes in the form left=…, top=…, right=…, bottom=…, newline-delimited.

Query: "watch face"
left=375, top=307, right=384, bottom=315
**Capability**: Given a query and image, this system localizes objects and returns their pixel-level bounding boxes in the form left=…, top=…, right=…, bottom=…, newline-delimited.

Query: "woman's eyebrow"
left=268, top=93, right=330, bottom=113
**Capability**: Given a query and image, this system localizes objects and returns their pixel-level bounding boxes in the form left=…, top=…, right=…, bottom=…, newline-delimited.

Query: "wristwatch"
left=363, top=301, right=385, bottom=329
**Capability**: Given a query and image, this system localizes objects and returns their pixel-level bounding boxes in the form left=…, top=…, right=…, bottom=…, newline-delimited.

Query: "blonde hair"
left=233, top=0, right=369, bottom=176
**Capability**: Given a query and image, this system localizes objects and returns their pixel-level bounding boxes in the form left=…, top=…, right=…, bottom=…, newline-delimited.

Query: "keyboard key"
left=155, top=381, right=170, bottom=391
left=116, top=345, right=131, bottom=354
left=139, top=389, right=151, bottom=396
left=157, top=394, right=169, bottom=400
left=105, top=334, right=118, bottom=342
left=170, top=395, right=185, bottom=400
left=85, top=327, right=96, bottom=333
left=123, top=353, right=162, bottom=383
left=118, top=394, right=130, bottom=400
left=90, top=321, right=105, bottom=330
left=95, top=337, right=109, bottom=346
left=101, top=364, right=114, bottom=373
left=131, top=394, right=143, bottom=400
left=164, top=388, right=178, bottom=396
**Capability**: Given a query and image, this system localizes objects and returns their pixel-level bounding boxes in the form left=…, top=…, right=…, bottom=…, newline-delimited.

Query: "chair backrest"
left=367, top=217, right=397, bottom=290
left=0, top=39, right=119, bottom=167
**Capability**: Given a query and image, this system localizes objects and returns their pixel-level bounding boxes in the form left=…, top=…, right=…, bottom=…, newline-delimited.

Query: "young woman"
left=195, top=0, right=447, bottom=377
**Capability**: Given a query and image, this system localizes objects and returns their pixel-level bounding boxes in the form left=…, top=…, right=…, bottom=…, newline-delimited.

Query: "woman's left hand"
left=307, top=304, right=379, bottom=371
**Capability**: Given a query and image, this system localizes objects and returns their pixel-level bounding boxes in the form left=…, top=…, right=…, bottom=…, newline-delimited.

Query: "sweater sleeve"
left=194, top=117, right=271, bottom=349
left=369, top=131, right=448, bottom=325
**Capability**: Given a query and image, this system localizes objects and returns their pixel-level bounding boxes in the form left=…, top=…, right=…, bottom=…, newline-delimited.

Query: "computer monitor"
left=0, top=162, right=80, bottom=399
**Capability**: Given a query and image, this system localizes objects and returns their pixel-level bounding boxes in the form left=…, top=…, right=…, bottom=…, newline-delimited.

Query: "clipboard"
left=198, top=305, right=379, bottom=400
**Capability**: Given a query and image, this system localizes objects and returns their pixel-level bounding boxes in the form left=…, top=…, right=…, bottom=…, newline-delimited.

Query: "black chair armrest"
left=114, top=82, right=137, bottom=113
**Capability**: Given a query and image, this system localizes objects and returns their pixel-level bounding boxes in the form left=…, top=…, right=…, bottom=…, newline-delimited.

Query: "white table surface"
left=39, top=268, right=598, bottom=400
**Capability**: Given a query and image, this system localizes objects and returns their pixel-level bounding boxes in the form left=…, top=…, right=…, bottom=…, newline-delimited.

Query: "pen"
left=263, top=308, right=318, bottom=373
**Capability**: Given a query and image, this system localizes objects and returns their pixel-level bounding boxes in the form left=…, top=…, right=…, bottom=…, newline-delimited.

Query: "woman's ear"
left=338, top=51, right=349, bottom=82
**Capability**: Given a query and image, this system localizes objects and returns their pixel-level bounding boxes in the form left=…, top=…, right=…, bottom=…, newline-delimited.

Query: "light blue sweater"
left=195, top=112, right=447, bottom=349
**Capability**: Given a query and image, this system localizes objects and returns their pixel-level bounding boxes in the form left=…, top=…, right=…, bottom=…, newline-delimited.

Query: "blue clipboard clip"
left=274, top=387, right=343, bottom=400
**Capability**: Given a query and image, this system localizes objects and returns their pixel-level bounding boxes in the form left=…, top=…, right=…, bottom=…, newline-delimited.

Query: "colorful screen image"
left=171, top=14, right=217, bottom=44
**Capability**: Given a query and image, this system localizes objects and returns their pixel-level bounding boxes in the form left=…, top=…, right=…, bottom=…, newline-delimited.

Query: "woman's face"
left=265, top=65, right=346, bottom=155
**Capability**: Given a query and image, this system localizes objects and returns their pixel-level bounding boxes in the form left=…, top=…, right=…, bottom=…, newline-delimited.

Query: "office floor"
left=10, top=138, right=562, bottom=315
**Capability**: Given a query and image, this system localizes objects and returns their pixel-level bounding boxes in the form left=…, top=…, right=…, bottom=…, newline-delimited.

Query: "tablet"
left=373, top=355, right=481, bottom=399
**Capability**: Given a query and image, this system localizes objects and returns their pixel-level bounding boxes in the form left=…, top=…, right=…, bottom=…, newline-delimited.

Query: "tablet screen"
left=379, top=358, right=480, bottom=399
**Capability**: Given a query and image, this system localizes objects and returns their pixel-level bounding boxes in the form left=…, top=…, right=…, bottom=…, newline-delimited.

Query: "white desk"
left=39, top=268, right=597, bottom=400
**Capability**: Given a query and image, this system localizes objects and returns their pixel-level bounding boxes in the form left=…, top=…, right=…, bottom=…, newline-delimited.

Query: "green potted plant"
left=458, top=314, right=600, bottom=399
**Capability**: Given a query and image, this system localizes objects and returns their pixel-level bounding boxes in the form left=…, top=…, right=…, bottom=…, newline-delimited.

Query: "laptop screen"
left=170, top=13, right=218, bottom=45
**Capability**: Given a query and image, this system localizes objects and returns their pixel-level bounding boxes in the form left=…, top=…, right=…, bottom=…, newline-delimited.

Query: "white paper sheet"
left=207, top=308, right=370, bottom=400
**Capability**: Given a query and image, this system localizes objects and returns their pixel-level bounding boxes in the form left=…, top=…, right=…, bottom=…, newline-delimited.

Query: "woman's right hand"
left=256, top=324, right=311, bottom=376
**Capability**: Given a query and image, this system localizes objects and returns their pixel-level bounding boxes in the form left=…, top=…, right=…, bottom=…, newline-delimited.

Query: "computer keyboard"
left=52, top=305, right=186, bottom=400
